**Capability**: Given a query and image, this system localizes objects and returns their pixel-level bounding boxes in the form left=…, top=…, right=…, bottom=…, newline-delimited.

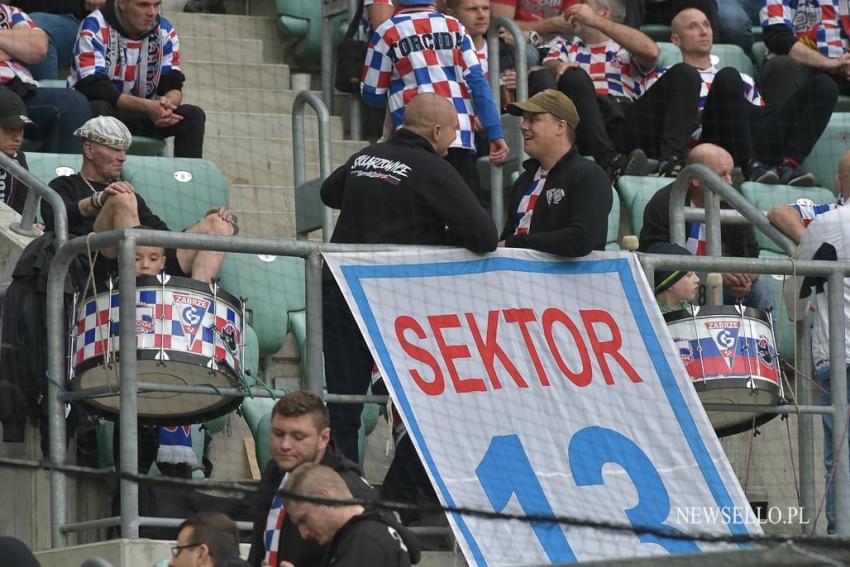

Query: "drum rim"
left=73, top=349, right=242, bottom=380
left=76, top=393, right=243, bottom=425
left=692, top=375, right=782, bottom=393
left=80, top=275, right=242, bottom=307
left=663, top=304, right=771, bottom=324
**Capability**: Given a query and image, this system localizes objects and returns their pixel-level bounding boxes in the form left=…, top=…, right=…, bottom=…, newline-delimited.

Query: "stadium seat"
left=121, top=156, right=231, bottom=230
left=217, top=253, right=305, bottom=356
left=606, top=190, right=621, bottom=250
left=656, top=42, right=755, bottom=76
left=740, top=182, right=835, bottom=254
left=801, top=113, right=850, bottom=196
left=616, top=175, right=670, bottom=237
left=275, top=0, right=349, bottom=67
left=641, top=24, right=671, bottom=42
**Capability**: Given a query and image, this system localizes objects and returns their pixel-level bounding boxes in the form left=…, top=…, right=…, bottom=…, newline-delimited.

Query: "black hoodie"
left=322, top=509, right=421, bottom=567
left=73, top=0, right=186, bottom=107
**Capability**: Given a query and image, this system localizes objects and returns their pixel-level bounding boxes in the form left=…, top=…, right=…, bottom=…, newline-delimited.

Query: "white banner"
left=323, top=248, right=761, bottom=565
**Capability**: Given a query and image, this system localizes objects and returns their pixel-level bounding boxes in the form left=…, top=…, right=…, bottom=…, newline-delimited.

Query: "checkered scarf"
left=514, top=167, right=548, bottom=235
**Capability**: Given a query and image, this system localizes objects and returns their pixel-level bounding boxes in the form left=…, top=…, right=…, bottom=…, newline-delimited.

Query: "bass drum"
left=665, top=305, right=783, bottom=437
left=72, top=275, right=244, bottom=424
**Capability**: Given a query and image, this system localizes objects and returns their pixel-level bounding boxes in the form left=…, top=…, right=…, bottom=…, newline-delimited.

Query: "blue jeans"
left=815, top=363, right=850, bottom=535
left=23, top=87, right=91, bottom=154
left=27, top=13, right=81, bottom=81
left=716, top=0, right=758, bottom=54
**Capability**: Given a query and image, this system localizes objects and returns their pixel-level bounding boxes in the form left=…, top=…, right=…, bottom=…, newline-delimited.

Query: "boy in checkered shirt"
left=361, top=0, right=508, bottom=202
left=530, top=0, right=702, bottom=180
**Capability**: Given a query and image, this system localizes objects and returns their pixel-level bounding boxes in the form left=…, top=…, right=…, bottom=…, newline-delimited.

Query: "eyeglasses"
left=171, top=543, right=201, bottom=557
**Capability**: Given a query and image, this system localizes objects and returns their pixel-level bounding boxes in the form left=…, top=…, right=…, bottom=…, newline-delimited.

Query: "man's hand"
left=489, top=138, right=509, bottom=164
left=145, top=98, right=183, bottom=128
left=500, top=69, right=517, bottom=91
left=205, top=206, right=236, bottom=224
left=101, top=180, right=135, bottom=204
left=722, top=272, right=753, bottom=299
left=551, top=60, right=579, bottom=80
left=564, top=4, right=601, bottom=31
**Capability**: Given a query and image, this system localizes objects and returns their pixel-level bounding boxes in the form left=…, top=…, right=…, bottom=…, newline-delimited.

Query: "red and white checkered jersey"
left=69, top=9, right=181, bottom=99
left=760, top=0, right=850, bottom=57
left=361, top=9, right=485, bottom=150
left=542, top=37, right=652, bottom=100
left=0, top=5, right=39, bottom=87
left=492, top=0, right=576, bottom=22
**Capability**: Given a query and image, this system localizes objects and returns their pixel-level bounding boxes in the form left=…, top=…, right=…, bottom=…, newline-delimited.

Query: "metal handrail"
left=0, top=152, right=68, bottom=245
left=487, top=16, right=528, bottom=230
left=292, top=91, right=334, bottom=240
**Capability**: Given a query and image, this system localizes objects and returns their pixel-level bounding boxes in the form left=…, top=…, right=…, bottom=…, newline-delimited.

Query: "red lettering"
left=580, top=309, right=642, bottom=385
left=395, top=315, right=444, bottom=395
left=541, top=308, right=592, bottom=387
left=465, top=311, right=528, bottom=390
left=503, top=308, right=549, bottom=386
left=428, top=314, right=487, bottom=394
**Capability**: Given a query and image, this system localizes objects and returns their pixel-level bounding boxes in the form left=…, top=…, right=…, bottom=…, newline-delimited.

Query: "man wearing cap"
left=0, top=88, right=34, bottom=214
left=69, top=0, right=205, bottom=158
left=0, top=3, right=91, bottom=154
left=41, top=116, right=234, bottom=283
left=500, top=89, right=612, bottom=257
left=360, top=0, right=508, bottom=201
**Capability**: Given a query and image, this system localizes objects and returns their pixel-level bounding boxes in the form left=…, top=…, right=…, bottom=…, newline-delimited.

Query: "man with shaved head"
left=281, top=463, right=420, bottom=567
left=320, top=92, right=498, bottom=463
left=668, top=7, right=833, bottom=185
left=639, top=143, right=771, bottom=310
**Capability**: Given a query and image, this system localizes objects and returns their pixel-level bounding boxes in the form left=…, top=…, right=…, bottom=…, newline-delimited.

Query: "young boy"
left=648, top=242, right=700, bottom=313
left=135, top=243, right=166, bottom=277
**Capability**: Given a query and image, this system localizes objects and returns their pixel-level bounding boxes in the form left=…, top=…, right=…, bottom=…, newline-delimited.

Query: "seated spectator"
left=170, top=512, right=249, bottom=567
left=767, top=149, right=850, bottom=244
left=360, top=0, right=508, bottom=202
left=669, top=7, right=834, bottom=185
left=491, top=0, right=576, bottom=68
left=0, top=88, right=33, bottom=213
left=759, top=0, right=850, bottom=105
left=647, top=241, right=700, bottom=312
left=69, top=0, right=205, bottom=158
left=10, top=0, right=105, bottom=80
left=282, top=463, right=421, bottom=567
left=0, top=3, right=91, bottom=153
left=531, top=0, right=701, bottom=179
left=639, top=143, right=772, bottom=311
left=40, top=116, right=235, bottom=283
left=501, top=89, right=613, bottom=256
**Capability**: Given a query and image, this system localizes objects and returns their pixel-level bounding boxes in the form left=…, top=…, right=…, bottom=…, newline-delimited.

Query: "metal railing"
left=487, top=16, right=528, bottom=229
left=0, top=152, right=68, bottom=244
left=292, top=91, right=334, bottom=240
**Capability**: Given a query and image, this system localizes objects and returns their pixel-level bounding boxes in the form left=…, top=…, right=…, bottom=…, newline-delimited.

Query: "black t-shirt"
left=322, top=510, right=420, bottom=567
left=0, top=150, right=29, bottom=214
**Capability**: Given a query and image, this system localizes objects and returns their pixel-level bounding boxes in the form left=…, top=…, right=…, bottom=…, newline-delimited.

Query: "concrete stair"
left=205, top=111, right=345, bottom=139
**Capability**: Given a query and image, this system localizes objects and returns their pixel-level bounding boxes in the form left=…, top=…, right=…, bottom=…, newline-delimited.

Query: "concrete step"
left=203, top=135, right=366, bottom=164
left=230, top=184, right=295, bottom=215
left=228, top=209, right=296, bottom=238
left=162, top=0, right=247, bottom=16
left=180, top=36, right=266, bottom=65
left=182, top=61, right=290, bottom=90
left=168, top=11, right=279, bottom=41
left=215, top=159, right=347, bottom=186
left=183, top=86, right=348, bottom=115
left=205, top=111, right=344, bottom=139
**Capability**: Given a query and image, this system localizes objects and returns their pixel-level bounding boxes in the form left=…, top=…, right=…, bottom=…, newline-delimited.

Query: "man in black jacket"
left=282, top=463, right=420, bottom=567
left=320, top=92, right=499, bottom=463
left=638, top=143, right=771, bottom=310
left=500, top=89, right=613, bottom=257
left=247, top=391, right=375, bottom=567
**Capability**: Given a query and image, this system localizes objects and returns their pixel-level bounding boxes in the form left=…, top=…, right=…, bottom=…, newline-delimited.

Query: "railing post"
left=305, top=252, right=325, bottom=396
left=796, top=313, right=816, bottom=528
left=292, top=91, right=334, bottom=240
left=0, top=152, right=68, bottom=244
left=118, top=235, right=140, bottom=538
left=827, top=269, right=850, bottom=535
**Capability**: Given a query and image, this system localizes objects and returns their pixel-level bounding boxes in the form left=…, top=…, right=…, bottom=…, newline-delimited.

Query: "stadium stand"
left=802, top=113, right=850, bottom=196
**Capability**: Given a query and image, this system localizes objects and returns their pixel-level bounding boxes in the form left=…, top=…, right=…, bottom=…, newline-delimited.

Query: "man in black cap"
left=500, top=89, right=612, bottom=257
left=0, top=87, right=33, bottom=213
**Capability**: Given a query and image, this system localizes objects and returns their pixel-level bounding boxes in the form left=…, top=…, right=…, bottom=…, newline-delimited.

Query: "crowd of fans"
left=2, top=0, right=850, bottom=563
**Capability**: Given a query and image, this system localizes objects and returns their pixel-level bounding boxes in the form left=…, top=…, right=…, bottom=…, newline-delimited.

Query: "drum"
left=72, top=275, right=245, bottom=423
left=665, top=305, right=783, bottom=437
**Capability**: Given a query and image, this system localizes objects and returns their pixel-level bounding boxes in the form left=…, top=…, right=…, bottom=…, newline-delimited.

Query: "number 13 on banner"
left=475, top=427, right=701, bottom=562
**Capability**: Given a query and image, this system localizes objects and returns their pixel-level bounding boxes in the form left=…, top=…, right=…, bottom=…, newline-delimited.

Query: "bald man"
left=768, top=149, right=850, bottom=244
left=639, top=143, right=771, bottom=309
left=320, top=92, right=498, bottom=462
left=670, top=7, right=833, bottom=186
left=281, top=463, right=419, bottom=567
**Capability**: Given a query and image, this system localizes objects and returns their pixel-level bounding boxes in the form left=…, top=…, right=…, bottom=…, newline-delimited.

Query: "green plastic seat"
left=640, top=23, right=671, bottom=42
left=25, top=152, right=82, bottom=184
left=656, top=42, right=755, bottom=77
left=217, top=253, right=305, bottom=356
left=606, top=189, right=621, bottom=250
left=616, top=175, right=670, bottom=237
left=740, top=182, right=835, bottom=254
left=801, top=113, right=850, bottom=196
left=275, top=0, right=349, bottom=67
